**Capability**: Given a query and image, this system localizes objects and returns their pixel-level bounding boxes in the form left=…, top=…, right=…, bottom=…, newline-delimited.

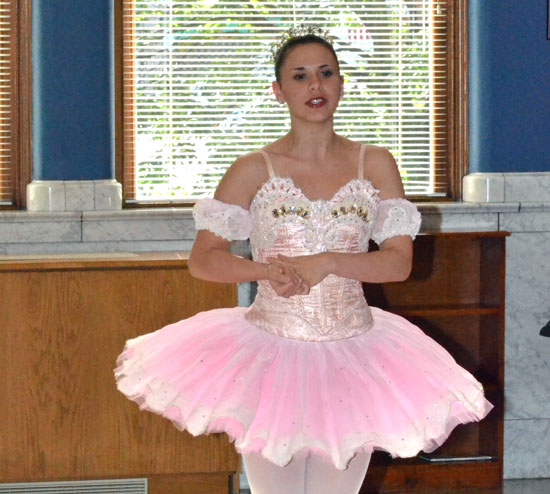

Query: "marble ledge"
left=420, top=211, right=499, bottom=232
left=83, top=218, right=195, bottom=242
left=82, top=207, right=194, bottom=221
left=0, top=218, right=81, bottom=244
left=4, top=202, right=550, bottom=247
left=82, top=207, right=196, bottom=242
left=501, top=210, right=550, bottom=232
left=0, top=240, right=194, bottom=256
left=518, top=202, right=550, bottom=212
left=0, top=211, right=81, bottom=223
left=0, top=202, right=521, bottom=221
left=418, top=202, right=510, bottom=232
left=417, top=201, right=519, bottom=214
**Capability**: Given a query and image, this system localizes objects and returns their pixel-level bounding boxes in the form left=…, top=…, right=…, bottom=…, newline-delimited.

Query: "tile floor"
left=240, top=477, right=550, bottom=494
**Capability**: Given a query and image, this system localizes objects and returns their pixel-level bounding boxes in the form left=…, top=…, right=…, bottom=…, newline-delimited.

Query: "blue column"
left=469, top=0, right=550, bottom=173
left=468, top=0, right=493, bottom=174
left=33, top=0, right=114, bottom=180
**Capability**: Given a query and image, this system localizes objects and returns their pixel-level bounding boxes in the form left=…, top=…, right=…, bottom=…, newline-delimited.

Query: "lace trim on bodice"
left=249, top=175, right=380, bottom=256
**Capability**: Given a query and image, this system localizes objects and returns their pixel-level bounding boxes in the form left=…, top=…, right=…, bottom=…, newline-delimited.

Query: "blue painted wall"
left=31, top=1, right=549, bottom=180
left=33, top=0, right=114, bottom=181
left=469, top=0, right=550, bottom=173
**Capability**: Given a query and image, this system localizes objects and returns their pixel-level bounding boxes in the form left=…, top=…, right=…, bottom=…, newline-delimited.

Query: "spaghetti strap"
left=258, top=150, right=275, bottom=178
left=358, top=143, right=367, bottom=180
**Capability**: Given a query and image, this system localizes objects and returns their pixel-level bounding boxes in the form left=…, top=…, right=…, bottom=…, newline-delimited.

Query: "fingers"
left=282, top=273, right=310, bottom=297
left=272, top=280, right=296, bottom=298
left=277, top=254, right=293, bottom=264
left=281, top=273, right=303, bottom=297
left=267, top=262, right=290, bottom=284
left=268, top=259, right=298, bottom=282
left=267, top=258, right=310, bottom=297
left=269, top=271, right=306, bottom=298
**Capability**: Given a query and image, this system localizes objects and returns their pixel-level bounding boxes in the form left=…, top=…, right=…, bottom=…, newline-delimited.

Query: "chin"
left=296, top=109, right=336, bottom=123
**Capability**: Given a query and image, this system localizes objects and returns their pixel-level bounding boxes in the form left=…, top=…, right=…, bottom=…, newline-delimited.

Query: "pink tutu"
left=114, top=306, right=492, bottom=470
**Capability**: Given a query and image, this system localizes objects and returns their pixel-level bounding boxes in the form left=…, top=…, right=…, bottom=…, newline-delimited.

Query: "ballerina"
left=115, top=26, right=492, bottom=494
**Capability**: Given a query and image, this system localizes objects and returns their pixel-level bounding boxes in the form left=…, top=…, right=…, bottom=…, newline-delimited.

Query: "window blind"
left=122, top=0, right=448, bottom=202
left=0, top=0, right=12, bottom=204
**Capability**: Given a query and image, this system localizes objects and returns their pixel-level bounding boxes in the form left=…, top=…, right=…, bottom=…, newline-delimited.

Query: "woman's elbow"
left=188, top=250, right=207, bottom=280
left=395, top=261, right=412, bottom=282
left=396, top=254, right=413, bottom=282
left=189, top=232, right=230, bottom=280
left=187, top=255, right=198, bottom=278
left=388, top=252, right=413, bottom=282
left=380, top=237, right=413, bottom=282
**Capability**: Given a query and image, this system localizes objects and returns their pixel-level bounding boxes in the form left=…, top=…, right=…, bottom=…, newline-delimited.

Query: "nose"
left=308, top=74, right=322, bottom=91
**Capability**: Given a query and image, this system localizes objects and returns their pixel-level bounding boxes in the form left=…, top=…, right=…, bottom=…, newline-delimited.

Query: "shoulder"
left=361, top=144, right=405, bottom=200
left=214, top=150, right=271, bottom=208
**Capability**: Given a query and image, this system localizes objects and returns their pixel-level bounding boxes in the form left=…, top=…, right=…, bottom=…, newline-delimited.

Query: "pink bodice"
left=192, top=144, right=421, bottom=342
left=245, top=175, right=380, bottom=341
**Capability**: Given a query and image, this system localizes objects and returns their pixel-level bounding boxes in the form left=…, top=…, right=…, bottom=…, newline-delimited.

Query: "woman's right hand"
left=267, top=261, right=310, bottom=298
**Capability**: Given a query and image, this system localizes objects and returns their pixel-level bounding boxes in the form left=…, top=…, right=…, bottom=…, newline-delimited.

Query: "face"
left=272, top=43, right=344, bottom=123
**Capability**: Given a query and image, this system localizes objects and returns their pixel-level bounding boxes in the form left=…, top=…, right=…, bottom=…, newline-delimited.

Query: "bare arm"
left=276, top=236, right=412, bottom=286
left=324, top=235, right=412, bottom=282
left=189, top=230, right=267, bottom=282
left=188, top=153, right=309, bottom=296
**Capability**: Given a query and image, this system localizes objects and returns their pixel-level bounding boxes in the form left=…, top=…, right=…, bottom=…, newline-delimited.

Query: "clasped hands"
left=266, top=252, right=331, bottom=298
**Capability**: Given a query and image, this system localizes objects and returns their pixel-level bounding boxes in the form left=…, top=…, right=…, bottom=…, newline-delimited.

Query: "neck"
left=283, top=119, right=339, bottom=158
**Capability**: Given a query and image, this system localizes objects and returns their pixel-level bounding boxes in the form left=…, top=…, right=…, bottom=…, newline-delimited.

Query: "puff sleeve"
left=192, top=198, right=253, bottom=241
left=371, top=198, right=421, bottom=245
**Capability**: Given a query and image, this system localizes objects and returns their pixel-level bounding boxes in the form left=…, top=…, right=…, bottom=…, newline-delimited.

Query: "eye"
left=321, top=69, right=333, bottom=77
left=293, top=73, right=306, bottom=80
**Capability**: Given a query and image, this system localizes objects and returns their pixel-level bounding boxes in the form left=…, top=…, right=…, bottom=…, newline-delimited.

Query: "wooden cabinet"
left=0, top=253, right=240, bottom=494
left=362, top=232, right=507, bottom=492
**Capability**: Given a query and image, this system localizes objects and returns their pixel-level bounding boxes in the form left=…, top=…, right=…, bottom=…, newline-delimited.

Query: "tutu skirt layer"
left=115, top=307, right=492, bottom=469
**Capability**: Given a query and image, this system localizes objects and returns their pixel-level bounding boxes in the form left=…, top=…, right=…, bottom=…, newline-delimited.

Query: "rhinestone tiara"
left=270, top=24, right=334, bottom=64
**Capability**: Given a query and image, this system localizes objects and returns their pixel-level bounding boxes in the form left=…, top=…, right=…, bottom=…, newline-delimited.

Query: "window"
left=117, top=0, right=468, bottom=204
left=0, top=0, right=32, bottom=209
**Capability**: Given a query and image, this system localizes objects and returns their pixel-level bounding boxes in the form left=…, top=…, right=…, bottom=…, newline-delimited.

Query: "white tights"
left=243, top=450, right=371, bottom=494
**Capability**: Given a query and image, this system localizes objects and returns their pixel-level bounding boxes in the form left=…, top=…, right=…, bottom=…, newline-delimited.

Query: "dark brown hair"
left=273, top=34, right=339, bottom=82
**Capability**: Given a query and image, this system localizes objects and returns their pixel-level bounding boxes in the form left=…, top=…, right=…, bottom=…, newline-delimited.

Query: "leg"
left=243, top=450, right=307, bottom=494
left=304, top=450, right=372, bottom=494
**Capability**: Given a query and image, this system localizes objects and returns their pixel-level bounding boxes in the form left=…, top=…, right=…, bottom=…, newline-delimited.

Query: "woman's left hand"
left=269, top=253, right=332, bottom=288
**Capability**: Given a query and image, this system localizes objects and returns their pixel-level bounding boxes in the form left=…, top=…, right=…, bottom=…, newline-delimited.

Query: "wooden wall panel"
left=0, top=253, right=239, bottom=487
left=148, top=473, right=232, bottom=494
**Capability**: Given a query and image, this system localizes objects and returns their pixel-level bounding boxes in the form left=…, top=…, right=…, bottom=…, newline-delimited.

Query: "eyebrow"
left=291, top=64, right=331, bottom=71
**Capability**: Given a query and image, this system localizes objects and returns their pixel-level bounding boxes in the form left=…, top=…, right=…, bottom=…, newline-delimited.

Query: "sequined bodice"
left=245, top=175, right=380, bottom=342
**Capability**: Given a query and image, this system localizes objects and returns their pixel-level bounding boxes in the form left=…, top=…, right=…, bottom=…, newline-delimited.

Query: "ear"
left=272, top=80, right=285, bottom=104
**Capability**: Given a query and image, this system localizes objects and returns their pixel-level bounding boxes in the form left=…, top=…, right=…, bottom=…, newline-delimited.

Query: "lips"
left=306, top=97, right=327, bottom=108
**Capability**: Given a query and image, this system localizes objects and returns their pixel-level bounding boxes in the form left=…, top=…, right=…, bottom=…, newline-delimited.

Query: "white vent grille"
left=0, top=478, right=147, bottom=494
